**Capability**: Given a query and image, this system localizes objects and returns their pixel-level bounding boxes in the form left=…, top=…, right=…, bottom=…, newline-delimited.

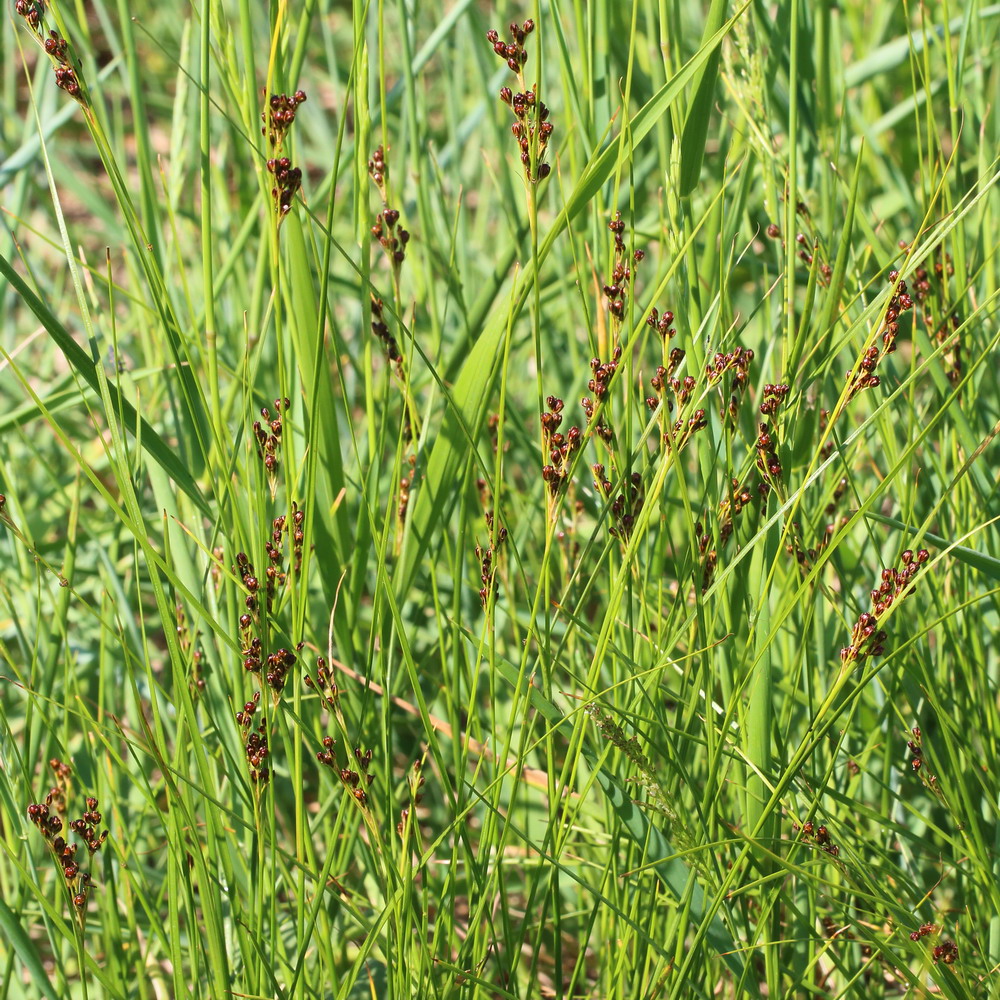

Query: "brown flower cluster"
left=755, top=420, right=782, bottom=491
left=706, top=345, right=754, bottom=432
left=581, top=347, right=621, bottom=445
left=645, top=350, right=708, bottom=450
left=370, top=295, right=403, bottom=376
left=647, top=307, right=677, bottom=343
left=369, top=146, right=410, bottom=279
left=698, top=479, right=755, bottom=591
left=303, top=655, right=339, bottom=708
left=932, top=938, right=958, bottom=965
left=262, top=90, right=306, bottom=147
left=604, top=213, right=644, bottom=324
left=27, top=759, right=107, bottom=913
left=909, top=921, right=938, bottom=942
left=786, top=518, right=841, bottom=571
left=846, top=270, right=914, bottom=400
left=253, top=397, right=288, bottom=498
left=235, top=692, right=270, bottom=787
left=318, top=744, right=375, bottom=808
left=593, top=466, right=643, bottom=540
left=905, top=725, right=940, bottom=794
left=262, top=90, right=306, bottom=219
left=907, top=920, right=958, bottom=966
left=796, top=819, right=840, bottom=858
left=238, top=608, right=298, bottom=698
left=476, top=510, right=508, bottom=609
left=795, top=233, right=832, bottom=285
left=233, top=518, right=302, bottom=710
left=840, top=549, right=929, bottom=664
left=15, top=2, right=87, bottom=106
left=646, top=348, right=686, bottom=413
left=487, top=19, right=533, bottom=72
left=270, top=507, right=305, bottom=580
left=398, top=455, right=416, bottom=523
left=487, top=20, right=554, bottom=183
left=266, top=157, right=303, bottom=218
left=541, top=396, right=582, bottom=497
left=909, top=244, right=962, bottom=385
left=759, top=382, right=790, bottom=416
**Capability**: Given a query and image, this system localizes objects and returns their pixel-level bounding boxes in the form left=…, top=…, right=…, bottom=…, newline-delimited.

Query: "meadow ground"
left=1, top=1, right=999, bottom=997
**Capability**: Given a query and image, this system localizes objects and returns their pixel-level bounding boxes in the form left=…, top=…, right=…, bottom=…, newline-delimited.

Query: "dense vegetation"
left=2, top=1, right=998, bottom=997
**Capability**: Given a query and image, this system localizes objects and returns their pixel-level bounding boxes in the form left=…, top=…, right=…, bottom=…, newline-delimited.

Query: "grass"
left=1, top=0, right=999, bottom=997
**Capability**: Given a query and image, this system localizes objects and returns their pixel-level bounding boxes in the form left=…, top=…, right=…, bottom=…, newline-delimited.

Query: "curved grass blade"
left=0, top=250, right=211, bottom=519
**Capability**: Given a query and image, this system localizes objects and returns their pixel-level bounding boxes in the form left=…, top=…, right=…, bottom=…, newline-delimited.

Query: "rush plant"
left=1, top=2, right=998, bottom=998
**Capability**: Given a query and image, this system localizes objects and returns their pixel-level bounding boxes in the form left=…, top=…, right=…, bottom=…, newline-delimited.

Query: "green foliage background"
left=1, top=0, right=998, bottom=997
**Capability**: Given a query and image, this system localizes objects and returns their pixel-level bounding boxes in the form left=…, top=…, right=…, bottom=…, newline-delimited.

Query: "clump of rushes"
left=486, top=20, right=554, bottom=183
left=261, top=90, right=306, bottom=221
left=27, top=759, right=108, bottom=918
left=540, top=395, right=582, bottom=503
left=476, top=510, right=508, bottom=609
left=368, top=145, right=410, bottom=288
left=592, top=466, right=643, bottom=541
left=840, top=549, right=929, bottom=666
left=253, top=397, right=288, bottom=499
left=235, top=692, right=270, bottom=789
left=845, top=270, right=914, bottom=401
left=907, top=242, right=963, bottom=385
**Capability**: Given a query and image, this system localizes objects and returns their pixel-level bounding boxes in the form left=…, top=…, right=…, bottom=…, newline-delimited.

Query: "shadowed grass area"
left=1, top=1, right=999, bottom=997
